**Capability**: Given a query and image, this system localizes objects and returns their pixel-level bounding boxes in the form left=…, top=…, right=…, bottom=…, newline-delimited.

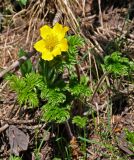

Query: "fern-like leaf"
left=67, top=35, right=84, bottom=49
left=66, top=75, right=91, bottom=97
left=6, top=75, right=26, bottom=94
left=24, top=73, right=44, bottom=90
left=72, top=116, right=88, bottom=128
left=46, top=89, right=66, bottom=106
left=67, top=35, right=83, bottom=57
left=104, top=52, right=134, bottom=76
left=7, top=73, right=45, bottom=107
left=63, top=35, right=84, bottom=68
left=42, top=104, right=70, bottom=123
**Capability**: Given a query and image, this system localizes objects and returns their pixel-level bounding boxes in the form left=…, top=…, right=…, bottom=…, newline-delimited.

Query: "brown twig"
left=0, top=124, right=9, bottom=133
left=65, top=121, right=74, bottom=140
left=91, top=72, right=108, bottom=102
left=0, top=117, right=37, bottom=125
left=0, top=50, right=36, bottom=80
left=75, top=64, right=80, bottom=82
left=98, top=0, right=103, bottom=27
left=19, top=124, right=46, bottom=130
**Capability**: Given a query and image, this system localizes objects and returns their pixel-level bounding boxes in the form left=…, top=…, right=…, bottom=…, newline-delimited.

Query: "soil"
left=0, top=0, right=134, bottom=159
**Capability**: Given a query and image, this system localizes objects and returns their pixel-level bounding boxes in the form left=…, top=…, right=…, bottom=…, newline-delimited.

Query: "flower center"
left=45, top=34, right=59, bottom=51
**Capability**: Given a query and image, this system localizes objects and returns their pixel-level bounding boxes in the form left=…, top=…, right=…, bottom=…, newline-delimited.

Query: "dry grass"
left=0, top=0, right=134, bottom=159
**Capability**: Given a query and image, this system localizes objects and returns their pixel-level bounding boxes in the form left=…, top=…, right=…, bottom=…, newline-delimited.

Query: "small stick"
left=98, top=0, right=103, bottom=27
left=65, top=121, right=74, bottom=140
left=91, top=72, right=108, bottom=102
left=0, top=117, right=37, bottom=125
left=0, top=124, right=9, bottom=133
left=19, top=124, right=46, bottom=130
left=75, top=64, right=80, bottom=82
left=0, top=50, right=36, bottom=80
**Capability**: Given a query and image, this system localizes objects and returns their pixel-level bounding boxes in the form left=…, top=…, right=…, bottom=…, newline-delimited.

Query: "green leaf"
left=67, top=35, right=84, bottom=49
left=104, top=51, right=134, bottom=76
left=42, top=104, right=70, bottom=123
left=40, top=86, right=49, bottom=99
left=53, top=158, right=62, bottom=160
left=66, top=75, right=91, bottom=97
left=48, top=90, right=66, bottom=105
left=9, top=155, right=22, bottom=160
left=43, top=89, right=66, bottom=106
left=18, top=49, right=33, bottom=76
left=6, top=75, right=26, bottom=94
left=24, top=73, right=44, bottom=90
left=70, top=84, right=91, bottom=97
left=17, top=87, right=39, bottom=107
left=17, top=0, right=27, bottom=6
left=63, top=35, right=84, bottom=68
left=7, top=73, right=45, bottom=108
left=72, top=116, right=88, bottom=128
left=125, top=130, right=134, bottom=145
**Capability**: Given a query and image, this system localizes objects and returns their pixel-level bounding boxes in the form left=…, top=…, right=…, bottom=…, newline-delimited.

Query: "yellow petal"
left=53, top=23, right=69, bottom=40
left=58, top=38, right=68, bottom=51
left=53, top=23, right=62, bottom=31
left=40, top=25, right=52, bottom=39
left=41, top=49, right=54, bottom=61
left=51, top=47, right=61, bottom=56
left=34, top=40, right=46, bottom=52
left=63, top=26, right=69, bottom=33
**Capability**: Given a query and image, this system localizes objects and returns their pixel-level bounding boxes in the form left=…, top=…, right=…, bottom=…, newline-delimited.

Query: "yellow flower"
left=34, top=23, right=69, bottom=61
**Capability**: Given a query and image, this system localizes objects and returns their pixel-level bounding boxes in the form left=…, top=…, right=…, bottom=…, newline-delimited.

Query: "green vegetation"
left=0, top=1, right=133, bottom=159
left=6, top=30, right=134, bottom=159
left=9, top=156, right=22, bottom=160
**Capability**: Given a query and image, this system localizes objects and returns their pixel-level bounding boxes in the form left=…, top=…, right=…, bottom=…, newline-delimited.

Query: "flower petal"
left=58, top=38, right=68, bottom=51
left=34, top=40, right=46, bottom=52
left=51, top=47, right=61, bottom=57
left=34, top=23, right=69, bottom=61
left=40, top=25, right=52, bottom=39
left=53, top=23, right=69, bottom=40
left=42, top=49, right=54, bottom=61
